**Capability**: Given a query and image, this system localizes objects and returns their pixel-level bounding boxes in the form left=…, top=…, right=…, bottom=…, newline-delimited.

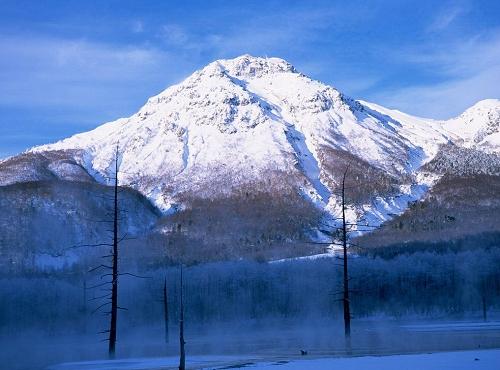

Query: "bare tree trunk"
left=82, top=278, right=88, bottom=334
left=481, top=279, right=488, bottom=322
left=109, top=147, right=119, bottom=358
left=482, top=294, right=487, bottom=322
left=179, top=266, right=186, bottom=370
left=164, top=276, right=170, bottom=343
left=82, top=279, right=87, bottom=313
left=341, top=168, right=351, bottom=349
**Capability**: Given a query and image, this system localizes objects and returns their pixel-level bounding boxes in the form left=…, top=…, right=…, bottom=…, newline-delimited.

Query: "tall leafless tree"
left=67, top=145, right=147, bottom=357
left=83, top=146, right=123, bottom=357
left=108, top=145, right=119, bottom=357
left=178, top=265, right=186, bottom=370
left=340, top=167, right=351, bottom=344
left=164, top=276, right=170, bottom=344
left=312, top=165, right=380, bottom=349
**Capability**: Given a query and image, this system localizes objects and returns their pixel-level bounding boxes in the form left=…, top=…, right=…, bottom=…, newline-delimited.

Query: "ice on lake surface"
left=36, top=320, right=500, bottom=370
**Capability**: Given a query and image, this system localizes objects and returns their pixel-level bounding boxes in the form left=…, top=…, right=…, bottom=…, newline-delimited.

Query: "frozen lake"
left=49, top=349, right=500, bottom=370
left=2, top=319, right=499, bottom=370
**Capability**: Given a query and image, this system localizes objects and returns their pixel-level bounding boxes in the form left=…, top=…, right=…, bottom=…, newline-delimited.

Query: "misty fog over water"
left=1, top=249, right=499, bottom=369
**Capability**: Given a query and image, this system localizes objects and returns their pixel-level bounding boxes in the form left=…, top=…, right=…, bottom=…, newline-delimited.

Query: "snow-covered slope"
left=443, top=99, right=500, bottom=151
left=22, top=55, right=500, bottom=231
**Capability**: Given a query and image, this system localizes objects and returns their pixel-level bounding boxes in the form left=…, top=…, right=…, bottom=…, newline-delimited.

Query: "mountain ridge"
left=27, top=54, right=499, bottom=204
left=2, top=54, right=500, bottom=262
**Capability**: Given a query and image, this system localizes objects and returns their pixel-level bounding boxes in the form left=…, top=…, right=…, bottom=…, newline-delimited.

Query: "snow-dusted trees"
left=2, top=247, right=500, bottom=337
left=157, top=181, right=323, bottom=262
left=422, top=144, right=500, bottom=177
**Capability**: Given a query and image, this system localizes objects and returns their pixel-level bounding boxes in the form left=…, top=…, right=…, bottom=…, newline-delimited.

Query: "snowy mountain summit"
left=443, top=99, right=500, bottom=150
left=23, top=55, right=500, bottom=230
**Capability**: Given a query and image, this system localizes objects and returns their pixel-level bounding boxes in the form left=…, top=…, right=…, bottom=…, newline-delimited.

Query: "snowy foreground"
left=243, top=350, right=500, bottom=370
left=49, top=349, right=500, bottom=370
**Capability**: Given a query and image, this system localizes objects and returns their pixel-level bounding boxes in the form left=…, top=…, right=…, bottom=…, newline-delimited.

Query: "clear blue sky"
left=1, top=0, right=500, bottom=157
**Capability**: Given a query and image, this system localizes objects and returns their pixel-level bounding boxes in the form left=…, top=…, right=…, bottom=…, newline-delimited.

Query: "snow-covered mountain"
left=2, top=54, right=500, bottom=258
left=442, top=99, right=500, bottom=151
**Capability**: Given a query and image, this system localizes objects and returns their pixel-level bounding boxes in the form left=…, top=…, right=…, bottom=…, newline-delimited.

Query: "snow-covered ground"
left=48, top=349, right=500, bottom=370
left=223, top=349, right=500, bottom=370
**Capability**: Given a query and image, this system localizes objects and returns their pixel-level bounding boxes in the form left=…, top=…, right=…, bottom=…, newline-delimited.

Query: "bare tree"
left=479, top=276, right=491, bottom=322
left=312, top=166, right=380, bottom=349
left=76, top=146, right=125, bottom=358
left=65, top=145, right=152, bottom=357
left=108, top=145, right=119, bottom=357
left=82, top=278, right=87, bottom=314
left=179, top=265, right=186, bottom=370
left=164, top=276, right=170, bottom=344
left=340, top=167, right=351, bottom=345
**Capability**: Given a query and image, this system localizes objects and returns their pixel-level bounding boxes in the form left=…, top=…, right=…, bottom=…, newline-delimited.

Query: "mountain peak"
left=27, top=55, right=500, bottom=217
left=467, top=99, right=500, bottom=111
left=444, top=99, right=500, bottom=147
left=456, top=98, right=500, bottom=123
left=211, top=54, right=297, bottom=79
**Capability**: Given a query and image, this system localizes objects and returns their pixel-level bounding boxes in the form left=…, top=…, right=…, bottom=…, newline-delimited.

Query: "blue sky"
left=1, top=0, right=500, bottom=157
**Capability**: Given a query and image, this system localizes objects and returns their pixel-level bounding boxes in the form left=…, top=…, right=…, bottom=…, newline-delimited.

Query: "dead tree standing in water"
left=340, top=168, right=351, bottom=345
left=108, top=145, right=119, bottom=357
left=69, top=145, right=147, bottom=357
left=311, top=165, right=380, bottom=350
left=82, top=146, right=122, bottom=358
left=164, top=276, right=170, bottom=343
left=179, top=265, right=186, bottom=370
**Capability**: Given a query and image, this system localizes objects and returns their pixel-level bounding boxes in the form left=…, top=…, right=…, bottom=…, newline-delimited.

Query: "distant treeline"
left=358, top=231, right=500, bottom=258
left=1, top=246, right=499, bottom=334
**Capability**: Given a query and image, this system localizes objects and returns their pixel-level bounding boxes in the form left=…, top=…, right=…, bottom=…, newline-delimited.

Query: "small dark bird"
left=300, top=350, right=308, bottom=356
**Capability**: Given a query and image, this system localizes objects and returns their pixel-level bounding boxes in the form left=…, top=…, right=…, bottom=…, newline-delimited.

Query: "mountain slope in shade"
left=0, top=180, right=160, bottom=270
left=1, top=54, right=500, bottom=258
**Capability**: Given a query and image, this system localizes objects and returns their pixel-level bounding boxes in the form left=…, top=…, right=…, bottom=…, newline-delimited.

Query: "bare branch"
left=88, top=264, right=112, bottom=273
left=89, top=293, right=112, bottom=301
left=119, top=272, right=152, bottom=279
left=68, top=242, right=113, bottom=251
left=91, top=301, right=112, bottom=315
left=86, top=281, right=111, bottom=290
